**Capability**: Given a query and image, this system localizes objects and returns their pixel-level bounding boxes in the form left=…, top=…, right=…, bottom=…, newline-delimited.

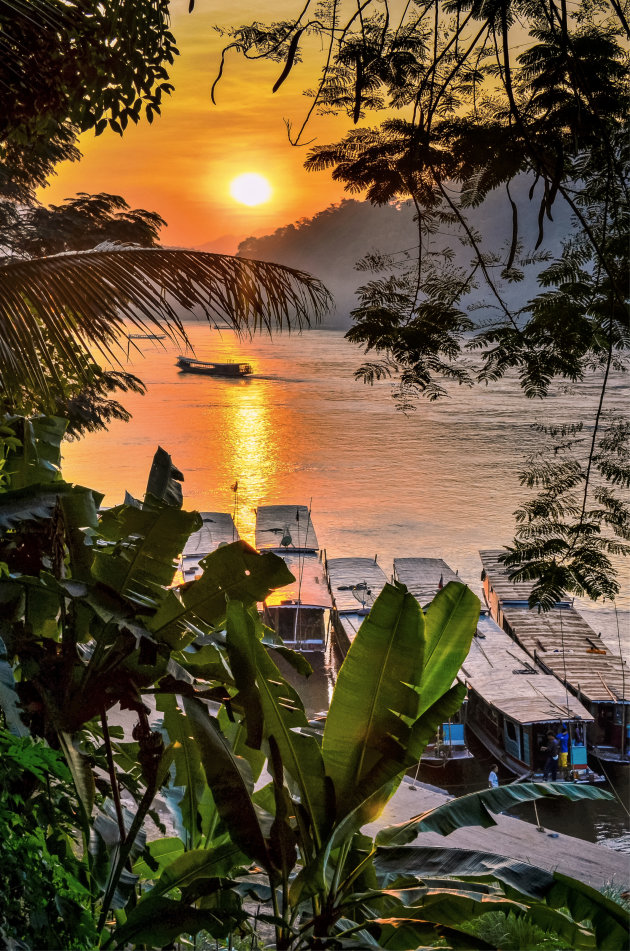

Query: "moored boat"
left=176, top=355, right=253, bottom=376
left=480, top=550, right=630, bottom=767
left=462, top=610, right=601, bottom=781
left=325, top=555, right=388, bottom=654
left=392, top=556, right=474, bottom=766
left=256, top=505, right=330, bottom=651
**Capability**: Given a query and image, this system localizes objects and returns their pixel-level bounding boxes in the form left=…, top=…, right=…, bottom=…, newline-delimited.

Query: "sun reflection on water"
left=223, top=382, right=279, bottom=545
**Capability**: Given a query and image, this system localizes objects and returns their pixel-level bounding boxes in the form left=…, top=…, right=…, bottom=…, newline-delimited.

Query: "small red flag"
left=231, top=481, right=238, bottom=492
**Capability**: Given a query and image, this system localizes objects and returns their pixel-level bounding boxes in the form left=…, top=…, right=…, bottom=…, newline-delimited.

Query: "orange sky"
left=37, top=1, right=353, bottom=251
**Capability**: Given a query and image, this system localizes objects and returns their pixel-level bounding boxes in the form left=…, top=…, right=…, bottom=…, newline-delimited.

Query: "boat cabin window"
left=266, top=607, right=326, bottom=644
left=505, top=720, right=517, bottom=742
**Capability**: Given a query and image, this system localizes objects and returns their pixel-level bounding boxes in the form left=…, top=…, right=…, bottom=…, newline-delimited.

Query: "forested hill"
left=237, top=184, right=571, bottom=329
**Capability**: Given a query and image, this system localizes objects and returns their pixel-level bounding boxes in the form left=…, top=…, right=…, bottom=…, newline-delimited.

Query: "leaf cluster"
left=0, top=415, right=622, bottom=949
left=0, top=0, right=178, bottom=200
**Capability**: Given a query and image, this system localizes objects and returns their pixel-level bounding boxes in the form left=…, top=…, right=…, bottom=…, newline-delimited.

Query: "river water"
left=63, top=324, right=630, bottom=855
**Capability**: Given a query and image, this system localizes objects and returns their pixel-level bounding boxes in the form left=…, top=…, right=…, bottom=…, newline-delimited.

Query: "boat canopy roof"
left=393, top=557, right=461, bottom=605
left=255, top=505, right=318, bottom=552
left=264, top=553, right=332, bottom=609
left=480, top=550, right=572, bottom=607
left=182, top=512, right=238, bottom=559
left=461, top=614, right=594, bottom=724
left=326, top=557, right=388, bottom=613
left=501, top=606, right=630, bottom=704
left=177, top=356, right=250, bottom=368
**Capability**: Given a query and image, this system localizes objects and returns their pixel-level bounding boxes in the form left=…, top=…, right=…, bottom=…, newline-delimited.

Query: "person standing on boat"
left=556, top=725, right=570, bottom=777
left=488, top=765, right=499, bottom=788
left=542, top=733, right=559, bottom=781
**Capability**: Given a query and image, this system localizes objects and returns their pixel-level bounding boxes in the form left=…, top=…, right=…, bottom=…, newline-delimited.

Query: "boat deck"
left=500, top=606, right=630, bottom=705
left=326, top=556, right=389, bottom=654
left=480, top=549, right=572, bottom=606
left=255, top=505, right=319, bottom=552
left=264, top=554, right=333, bottom=610
left=393, top=557, right=461, bottom=606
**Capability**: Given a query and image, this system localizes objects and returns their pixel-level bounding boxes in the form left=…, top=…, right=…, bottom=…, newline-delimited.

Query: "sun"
left=229, top=173, right=273, bottom=207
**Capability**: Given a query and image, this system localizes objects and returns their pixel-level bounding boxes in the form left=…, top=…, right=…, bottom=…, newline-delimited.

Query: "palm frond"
left=0, top=247, right=331, bottom=395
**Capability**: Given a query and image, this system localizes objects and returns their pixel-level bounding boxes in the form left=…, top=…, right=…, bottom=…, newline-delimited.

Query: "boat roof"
left=177, top=356, right=250, bottom=368
left=182, top=512, right=238, bottom=558
left=326, top=557, right=388, bottom=613
left=255, top=505, right=319, bottom=552
left=479, top=549, right=572, bottom=606
left=461, top=614, right=594, bottom=724
left=501, top=606, right=630, bottom=703
left=264, top=553, right=333, bottom=609
left=393, top=557, right=461, bottom=605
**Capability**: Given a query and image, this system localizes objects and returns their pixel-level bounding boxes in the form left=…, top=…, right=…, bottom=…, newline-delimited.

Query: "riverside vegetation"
left=0, top=2, right=628, bottom=946
left=0, top=416, right=626, bottom=950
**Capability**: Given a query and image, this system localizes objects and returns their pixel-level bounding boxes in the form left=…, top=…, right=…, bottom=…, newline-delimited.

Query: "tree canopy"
left=216, top=0, right=630, bottom=605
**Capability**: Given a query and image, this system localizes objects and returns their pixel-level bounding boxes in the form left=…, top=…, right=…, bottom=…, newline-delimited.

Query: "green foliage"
left=0, top=1, right=178, bottom=200
left=0, top=419, right=621, bottom=949
left=467, top=910, right=572, bottom=950
left=216, top=0, right=629, bottom=605
left=0, top=729, right=97, bottom=950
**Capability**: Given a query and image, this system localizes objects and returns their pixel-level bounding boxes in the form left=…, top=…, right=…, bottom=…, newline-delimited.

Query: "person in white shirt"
left=488, top=765, right=499, bottom=788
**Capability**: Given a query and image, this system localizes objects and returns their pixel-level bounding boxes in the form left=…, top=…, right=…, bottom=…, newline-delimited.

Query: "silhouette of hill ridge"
left=237, top=184, right=571, bottom=329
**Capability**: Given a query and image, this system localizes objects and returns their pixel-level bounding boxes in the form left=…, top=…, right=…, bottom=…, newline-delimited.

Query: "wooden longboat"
left=179, top=512, right=239, bottom=583
left=392, top=557, right=474, bottom=766
left=463, top=612, right=599, bottom=780
left=176, top=355, right=253, bottom=376
left=255, top=506, right=330, bottom=651
left=480, top=550, right=630, bottom=766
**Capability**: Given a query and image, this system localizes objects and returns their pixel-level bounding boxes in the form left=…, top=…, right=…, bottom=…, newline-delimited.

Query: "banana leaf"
left=157, top=692, right=207, bottom=849
left=183, top=696, right=270, bottom=870
left=418, top=581, right=479, bottom=716
left=144, top=446, right=184, bottom=509
left=375, top=782, right=614, bottom=845
left=225, top=600, right=331, bottom=845
left=374, top=845, right=559, bottom=895
left=2, top=415, right=66, bottom=489
left=108, top=896, right=239, bottom=948
left=58, top=730, right=95, bottom=823
left=376, top=847, right=624, bottom=949
left=94, top=503, right=200, bottom=609
left=132, top=837, right=185, bottom=881
left=149, top=541, right=294, bottom=647
left=0, top=634, right=28, bottom=736
left=345, top=684, right=467, bottom=828
left=323, top=583, right=425, bottom=821
left=0, top=479, right=101, bottom=532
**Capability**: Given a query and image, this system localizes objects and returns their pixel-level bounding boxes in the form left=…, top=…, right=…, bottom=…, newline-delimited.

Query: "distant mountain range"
left=235, top=181, right=572, bottom=329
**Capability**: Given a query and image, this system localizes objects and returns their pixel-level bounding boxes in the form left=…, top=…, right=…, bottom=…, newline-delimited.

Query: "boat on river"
left=392, top=557, right=473, bottom=766
left=256, top=505, right=331, bottom=651
left=176, top=355, right=253, bottom=376
left=463, top=609, right=601, bottom=781
left=480, top=550, right=630, bottom=767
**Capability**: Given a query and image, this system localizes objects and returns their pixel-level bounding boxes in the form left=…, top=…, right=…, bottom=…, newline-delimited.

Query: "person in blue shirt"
left=556, top=725, right=570, bottom=777
left=488, top=765, right=499, bottom=788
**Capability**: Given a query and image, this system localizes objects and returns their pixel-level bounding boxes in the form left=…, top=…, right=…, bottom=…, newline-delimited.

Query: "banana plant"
left=0, top=418, right=621, bottom=949
left=112, top=577, right=617, bottom=950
